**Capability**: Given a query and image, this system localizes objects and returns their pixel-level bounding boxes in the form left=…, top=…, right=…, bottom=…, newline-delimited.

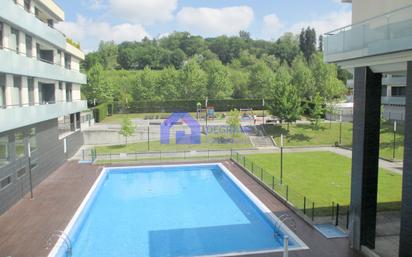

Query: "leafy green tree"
left=310, top=93, right=325, bottom=128
left=310, top=53, right=347, bottom=101
left=157, top=67, right=180, bottom=100
left=226, top=109, right=241, bottom=136
left=230, top=69, right=250, bottom=99
left=291, top=55, right=316, bottom=100
left=299, top=27, right=317, bottom=61
left=179, top=59, right=207, bottom=99
left=98, top=41, right=118, bottom=70
left=169, top=49, right=187, bottom=69
left=139, top=67, right=158, bottom=100
left=248, top=61, right=276, bottom=98
left=270, top=33, right=300, bottom=65
left=83, top=63, right=113, bottom=104
left=202, top=60, right=233, bottom=99
left=119, top=117, right=136, bottom=145
left=83, top=52, right=103, bottom=71
left=268, top=65, right=301, bottom=130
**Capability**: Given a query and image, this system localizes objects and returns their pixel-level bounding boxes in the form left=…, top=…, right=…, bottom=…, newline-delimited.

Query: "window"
left=392, top=87, right=406, bottom=97
left=28, top=78, right=34, bottom=105
left=0, top=135, right=9, bottom=167
left=26, top=35, right=32, bottom=57
left=0, top=22, right=3, bottom=49
left=0, top=176, right=11, bottom=190
left=29, top=128, right=37, bottom=153
left=17, top=168, right=26, bottom=178
left=15, top=132, right=25, bottom=159
left=10, top=28, right=19, bottom=53
left=13, top=76, right=22, bottom=106
left=65, top=54, right=71, bottom=69
left=66, top=83, right=72, bottom=102
left=24, top=0, right=31, bottom=12
left=0, top=74, right=5, bottom=108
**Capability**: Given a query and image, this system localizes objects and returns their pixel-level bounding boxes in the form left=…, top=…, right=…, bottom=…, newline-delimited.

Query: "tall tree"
left=248, top=61, right=276, bottom=98
left=202, top=60, right=233, bottom=99
left=291, top=55, right=316, bottom=101
left=83, top=63, right=113, bottom=104
left=268, top=65, right=301, bottom=129
left=98, top=41, right=118, bottom=70
left=299, top=27, right=317, bottom=61
left=179, top=59, right=208, bottom=99
left=119, top=117, right=136, bottom=145
left=271, top=33, right=300, bottom=65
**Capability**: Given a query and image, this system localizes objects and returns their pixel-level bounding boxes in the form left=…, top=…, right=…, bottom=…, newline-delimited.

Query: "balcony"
left=0, top=100, right=87, bottom=133
left=381, top=96, right=405, bottom=106
left=324, top=4, right=412, bottom=63
left=0, top=0, right=66, bottom=48
left=382, top=76, right=406, bottom=85
left=0, top=49, right=87, bottom=84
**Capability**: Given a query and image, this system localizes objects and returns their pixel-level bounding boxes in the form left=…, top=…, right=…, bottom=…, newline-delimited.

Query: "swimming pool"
left=49, top=163, right=307, bottom=257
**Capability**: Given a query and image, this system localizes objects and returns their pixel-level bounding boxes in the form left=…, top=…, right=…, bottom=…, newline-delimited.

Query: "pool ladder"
left=46, top=231, right=72, bottom=257
left=275, top=214, right=296, bottom=237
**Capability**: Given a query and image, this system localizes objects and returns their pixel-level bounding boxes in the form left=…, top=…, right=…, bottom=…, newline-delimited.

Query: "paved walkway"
left=0, top=160, right=363, bottom=257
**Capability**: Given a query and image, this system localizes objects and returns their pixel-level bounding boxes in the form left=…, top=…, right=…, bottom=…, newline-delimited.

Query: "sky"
left=54, top=0, right=352, bottom=53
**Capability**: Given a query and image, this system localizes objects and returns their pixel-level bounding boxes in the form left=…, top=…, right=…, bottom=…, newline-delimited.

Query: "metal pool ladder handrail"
left=46, top=231, right=73, bottom=257
left=275, top=214, right=297, bottom=234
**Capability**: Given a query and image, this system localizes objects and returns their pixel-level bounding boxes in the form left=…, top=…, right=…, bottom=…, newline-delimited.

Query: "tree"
left=98, top=41, right=118, bottom=70
left=268, top=65, right=301, bottom=130
left=226, top=109, right=241, bottom=136
left=325, top=102, right=339, bottom=128
left=299, top=27, right=317, bottom=61
left=119, top=117, right=136, bottom=145
left=83, top=63, right=113, bottom=105
left=310, top=93, right=325, bottom=128
left=270, top=33, right=300, bottom=65
left=291, top=55, right=316, bottom=101
left=202, top=60, right=233, bottom=99
left=318, top=35, right=323, bottom=52
left=179, top=58, right=207, bottom=99
left=157, top=67, right=180, bottom=100
left=248, top=61, right=276, bottom=98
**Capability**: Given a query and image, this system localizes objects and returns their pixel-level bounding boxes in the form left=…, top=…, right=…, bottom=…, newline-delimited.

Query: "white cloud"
left=262, top=14, right=284, bottom=39
left=56, top=16, right=150, bottom=51
left=288, top=11, right=351, bottom=36
left=176, top=6, right=254, bottom=37
left=109, top=0, right=177, bottom=25
left=262, top=10, right=351, bottom=40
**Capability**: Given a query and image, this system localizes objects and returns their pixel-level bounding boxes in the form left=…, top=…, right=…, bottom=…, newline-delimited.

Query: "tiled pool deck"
left=0, top=161, right=364, bottom=257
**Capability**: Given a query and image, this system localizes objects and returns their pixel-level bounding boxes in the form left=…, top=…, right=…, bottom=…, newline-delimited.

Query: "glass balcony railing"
left=324, top=4, right=412, bottom=62
left=381, top=96, right=406, bottom=106
left=0, top=100, right=87, bottom=133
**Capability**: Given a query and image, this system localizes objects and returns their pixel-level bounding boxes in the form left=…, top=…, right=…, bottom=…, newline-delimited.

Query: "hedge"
left=93, top=103, right=114, bottom=122
left=112, top=98, right=319, bottom=115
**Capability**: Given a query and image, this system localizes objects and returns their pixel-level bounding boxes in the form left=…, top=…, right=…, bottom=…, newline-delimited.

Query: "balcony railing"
left=0, top=100, right=87, bottom=133
left=324, top=4, right=412, bottom=63
left=0, top=0, right=66, bottom=49
left=0, top=48, right=86, bottom=84
left=381, top=96, right=406, bottom=106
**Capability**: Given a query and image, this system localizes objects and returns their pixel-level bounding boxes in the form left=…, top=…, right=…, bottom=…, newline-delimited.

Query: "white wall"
left=72, top=84, right=81, bottom=101
left=352, top=0, right=412, bottom=23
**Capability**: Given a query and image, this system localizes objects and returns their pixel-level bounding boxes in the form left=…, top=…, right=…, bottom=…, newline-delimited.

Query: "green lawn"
left=264, top=121, right=404, bottom=161
left=244, top=152, right=402, bottom=209
left=96, top=134, right=253, bottom=154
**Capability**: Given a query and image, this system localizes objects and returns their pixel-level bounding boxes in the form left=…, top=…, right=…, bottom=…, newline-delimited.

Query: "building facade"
left=324, top=0, right=412, bottom=256
left=0, top=0, right=87, bottom=214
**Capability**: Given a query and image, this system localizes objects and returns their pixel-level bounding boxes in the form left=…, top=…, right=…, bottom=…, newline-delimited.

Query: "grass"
left=95, top=134, right=253, bottom=154
left=243, top=151, right=402, bottom=209
left=264, top=121, right=405, bottom=161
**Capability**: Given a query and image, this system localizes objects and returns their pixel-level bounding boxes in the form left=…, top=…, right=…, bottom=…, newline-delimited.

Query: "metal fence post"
left=312, top=202, right=315, bottom=221
left=272, top=176, right=275, bottom=190
left=335, top=203, right=340, bottom=226
left=252, top=162, right=254, bottom=173
left=260, top=169, right=263, bottom=181
left=82, top=149, right=85, bottom=160
left=286, top=185, right=289, bottom=201
left=331, top=202, right=335, bottom=221
left=303, top=197, right=307, bottom=214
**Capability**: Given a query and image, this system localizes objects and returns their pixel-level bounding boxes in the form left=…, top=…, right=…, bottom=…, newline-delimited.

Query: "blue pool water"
left=66, top=164, right=301, bottom=257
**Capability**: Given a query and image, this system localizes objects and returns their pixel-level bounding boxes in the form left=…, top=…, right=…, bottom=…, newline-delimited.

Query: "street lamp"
left=280, top=134, right=284, bottom=184
left=262, top=98, right=265, bottom=125
left=393, top=120, right=397, bottom=160
left=339, top=111, right=343, bottom=146
left=27, top=142, right=33, bottom=199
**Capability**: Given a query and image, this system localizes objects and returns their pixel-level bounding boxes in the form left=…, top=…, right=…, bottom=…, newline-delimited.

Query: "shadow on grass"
left=287, top=133, right=312, bottom=142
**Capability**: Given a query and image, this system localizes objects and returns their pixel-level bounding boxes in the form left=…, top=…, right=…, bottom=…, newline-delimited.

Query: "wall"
left=0, top=119, right=84, bottom=214
left=352, top=0, right=411, bottom=23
